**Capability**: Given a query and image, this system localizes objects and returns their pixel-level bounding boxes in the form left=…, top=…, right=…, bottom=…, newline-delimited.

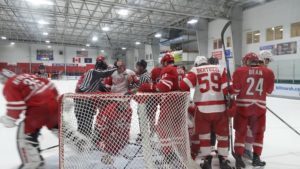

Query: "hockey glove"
left=0, top=115, right=17, bottom=128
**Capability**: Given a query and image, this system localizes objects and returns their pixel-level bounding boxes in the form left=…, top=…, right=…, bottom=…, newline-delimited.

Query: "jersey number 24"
left=246, top=77, right=264, bottom=96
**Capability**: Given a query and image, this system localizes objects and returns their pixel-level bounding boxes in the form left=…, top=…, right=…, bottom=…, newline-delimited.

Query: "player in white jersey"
left=180, top=56, right=233, bottom=169
left=105, top=60, right=138, bottom=94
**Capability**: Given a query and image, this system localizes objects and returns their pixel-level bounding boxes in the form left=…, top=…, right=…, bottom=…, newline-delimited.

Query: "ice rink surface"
left=0, top=80, right=299, bottom=169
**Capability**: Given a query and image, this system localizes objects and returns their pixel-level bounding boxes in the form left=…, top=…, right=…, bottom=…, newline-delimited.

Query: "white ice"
left=0, top=80, right=300, bottom=169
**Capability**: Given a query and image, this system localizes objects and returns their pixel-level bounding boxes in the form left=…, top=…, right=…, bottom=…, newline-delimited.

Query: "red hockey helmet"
left=96, top=55, right=106, bottom=62
left=160, top=53, right=174, bottom=65
left=242, top=52, right=259, bottom=66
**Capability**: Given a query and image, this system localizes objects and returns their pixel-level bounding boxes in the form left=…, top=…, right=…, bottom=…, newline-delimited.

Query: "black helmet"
left=39, top=64, right=45, bottom=69
left=207, top=57, right=219, bottom=65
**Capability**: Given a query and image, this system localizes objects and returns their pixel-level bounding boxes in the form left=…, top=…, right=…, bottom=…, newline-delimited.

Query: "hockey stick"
left=41, top=145, right=59, bottom=152
left=267, top=107, right=300, bottom=136
left=221, top=20, right=236, bottom=158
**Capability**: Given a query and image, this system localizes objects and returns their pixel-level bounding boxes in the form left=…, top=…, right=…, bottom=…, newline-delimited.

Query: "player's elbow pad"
left=179, top=81, right=190, bottom=91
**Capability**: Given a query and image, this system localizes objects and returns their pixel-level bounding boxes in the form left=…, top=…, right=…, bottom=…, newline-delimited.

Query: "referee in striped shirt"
left=135, top=59, right=152, bottom=142
left=74, top=56, right=121, bottom=137
left=136, top=59, right=151, bottom=86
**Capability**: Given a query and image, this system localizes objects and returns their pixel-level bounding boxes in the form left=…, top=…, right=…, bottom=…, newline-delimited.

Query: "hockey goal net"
left=59, top=92, right=194, bottom=169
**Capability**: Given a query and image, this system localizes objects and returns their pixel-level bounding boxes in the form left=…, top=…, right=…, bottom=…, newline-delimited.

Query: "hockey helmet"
left=242, top=52, right=259, bottom=66
left=160, top=53, right=174, bottom=65
left=259, top=50, right=273, bottom=65
left=194, top=56, right=207, bottom=66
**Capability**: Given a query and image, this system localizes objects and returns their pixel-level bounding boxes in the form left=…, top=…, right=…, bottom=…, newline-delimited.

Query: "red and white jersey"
left=110, top=69, right=136, bottom=94
left=180, top=65, right=228, bottom=113
left=150, top=67, right=162, bottom=84
left=232, top=66, right=275, bottom=116
left=3, top=74, right=58, bottom=119
left=156, top=65, right=180, bottom=92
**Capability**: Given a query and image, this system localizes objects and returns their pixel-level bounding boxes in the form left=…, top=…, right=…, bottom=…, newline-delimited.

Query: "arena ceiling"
left=0, top=0, right=272, bottom=49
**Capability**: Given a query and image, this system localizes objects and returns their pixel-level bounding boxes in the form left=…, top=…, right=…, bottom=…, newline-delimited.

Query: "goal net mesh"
left=59, top=92, right=194, bottom=169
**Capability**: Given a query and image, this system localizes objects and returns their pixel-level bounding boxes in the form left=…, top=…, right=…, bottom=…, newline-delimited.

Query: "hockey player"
left=74, top=55, right=119, bottom=137
left=0, top=69, right=59, bottom=169
left=232, top=52, right=275, bottom=168
left=105, top=60, right=138, bottom=94
left=242, top=51, right=273, bottom=160
left=180, top=56, right=233, bottom=169
left=138, top=53, right=185, bottom=166
left=36, top=64, right=48, bottom=79
left=94, top=60, right=137, bottom=164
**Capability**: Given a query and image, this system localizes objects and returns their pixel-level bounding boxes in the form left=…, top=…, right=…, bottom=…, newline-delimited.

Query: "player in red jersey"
left=0, top=69, right=59, bottom=169
left=138, top=53, right=185, bottom=165
left=242, top=50, right=274, bottom=160
left=180, top=56, right=233, bottom=169
left=232, top=52, right=275, bottom=168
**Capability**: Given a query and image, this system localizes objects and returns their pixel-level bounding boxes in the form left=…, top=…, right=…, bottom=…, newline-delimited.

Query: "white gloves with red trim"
left=0, top=115, right=17, bottom=128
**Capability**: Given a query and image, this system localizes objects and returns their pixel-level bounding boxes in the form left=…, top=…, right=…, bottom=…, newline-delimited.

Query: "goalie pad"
left=94, top=101, right=132, bottom=155
left=17, top=121, right=44, bottom=169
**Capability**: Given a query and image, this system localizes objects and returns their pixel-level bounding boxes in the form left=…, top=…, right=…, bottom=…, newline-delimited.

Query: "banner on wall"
left=73, top=57, right=81, bottom=63
left=259, top=41, right=297, bottom=55
left=84, top=58, right=92, bottom=63
left=37, top=50, right=54, bottom=61
left=212, top=51, right=222, bottom=60
left=76, top=51, right=88, bottom=57
left=276, top=41, right=297, bottom=55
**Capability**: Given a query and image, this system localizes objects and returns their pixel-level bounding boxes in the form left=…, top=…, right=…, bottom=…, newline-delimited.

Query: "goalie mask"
left=95, top=55, right=108, bottom=70
left=0, top=69, right=15, bottom=84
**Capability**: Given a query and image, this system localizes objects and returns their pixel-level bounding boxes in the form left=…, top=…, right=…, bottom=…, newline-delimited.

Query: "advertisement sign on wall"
left=84, top=58, right=92, bottom=63
left=212, top=51, right=222, bottom=60
left=272, top=83, right=300, bottom=98
left=37, top=50, right=54, bottom=61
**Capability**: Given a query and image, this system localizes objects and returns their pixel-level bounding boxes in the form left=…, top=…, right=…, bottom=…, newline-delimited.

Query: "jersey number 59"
left=197, top=73, right=221, bottom=93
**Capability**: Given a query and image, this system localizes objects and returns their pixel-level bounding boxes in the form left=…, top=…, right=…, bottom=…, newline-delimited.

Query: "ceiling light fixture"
left=47, top=45, right=52, bottom=48
left=92, top=36, right=98, bottom=41
left=10, top=42, right=15, bottom=45
left=25, top=0, right=53, bottom=6
left=102, top=27, right=110, bottom=31
left=45, top=40, right=50, bottom=43
left=122, top=47, right=126, bottom=50
left=135, top=41, right=141, bottom=45
left=1, top=36, right=7, bottom=40
left=38, top=20, right=49, bottom=25
left=43, top=32, right=48, bottom=36
left=86, top=44, right=90, bottom=47
left=187, top=19, right=198, bottom=24
left=154, top=33, right=162, bottom=38
left=117, top=9, right=129, bottom=16
left=81, top=48, right=86, bottom=51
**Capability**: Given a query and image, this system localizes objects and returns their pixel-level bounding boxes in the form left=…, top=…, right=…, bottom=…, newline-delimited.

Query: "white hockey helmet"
left=194, top=56, right=207, bottom=66
left=0, top=69, right=15, bottom=84
left=259, top=50, right=273, bottom=64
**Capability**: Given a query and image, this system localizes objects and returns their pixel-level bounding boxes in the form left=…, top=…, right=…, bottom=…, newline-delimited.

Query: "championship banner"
left=37, top=50, right=54, bottom=61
